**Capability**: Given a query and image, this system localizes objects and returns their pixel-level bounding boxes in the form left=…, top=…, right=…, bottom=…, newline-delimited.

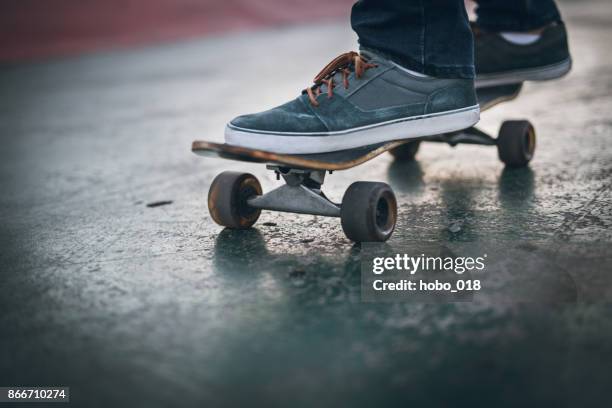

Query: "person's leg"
left=472, top=0, right=571, bottom=87
left=351, top=0, right=474, bottom=79
left=225, top=0, right=480, bottom=154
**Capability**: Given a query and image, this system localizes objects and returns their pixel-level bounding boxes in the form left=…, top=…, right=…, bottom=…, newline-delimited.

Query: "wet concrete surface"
left=1, top=1, right=612, bottom=407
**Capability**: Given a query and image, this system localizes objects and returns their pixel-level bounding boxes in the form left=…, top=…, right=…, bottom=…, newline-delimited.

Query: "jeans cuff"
left=360, top=46, right=475, bottom=79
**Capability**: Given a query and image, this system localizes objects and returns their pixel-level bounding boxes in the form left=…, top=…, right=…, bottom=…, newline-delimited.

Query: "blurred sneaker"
left=225, top=51, right=479, bottom=154
left=474, top=22, right=572, bottom=88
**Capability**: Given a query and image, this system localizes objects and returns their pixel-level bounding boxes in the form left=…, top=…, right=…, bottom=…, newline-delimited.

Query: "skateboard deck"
left=192, top=84, right=523, bottom=171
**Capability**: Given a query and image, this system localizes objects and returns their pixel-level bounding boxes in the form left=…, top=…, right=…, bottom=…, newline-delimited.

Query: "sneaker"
left=225, top=51, right=479, bottom=154
left=474, top=22, right=572, bottom=88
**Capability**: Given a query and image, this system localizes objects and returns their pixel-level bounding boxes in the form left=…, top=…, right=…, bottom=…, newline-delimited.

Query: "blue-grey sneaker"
left=225, top=51, right=479, bottom=154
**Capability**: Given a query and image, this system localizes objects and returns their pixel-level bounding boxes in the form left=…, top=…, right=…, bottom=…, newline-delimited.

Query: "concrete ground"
left=1, top=1, right=611, bottom=407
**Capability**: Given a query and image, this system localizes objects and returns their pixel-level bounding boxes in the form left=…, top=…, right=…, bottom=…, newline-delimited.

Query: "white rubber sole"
left=476, top=58, right=572, bottom=88
left=225, top=105, right=480, bottom=154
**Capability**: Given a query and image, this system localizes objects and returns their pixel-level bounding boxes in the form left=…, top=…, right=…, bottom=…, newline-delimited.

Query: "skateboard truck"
left=435, top=127, right=497, bottom=147
left=247, top=167, right=340, bottom=217
left=207, top=167, right=397, bottom=242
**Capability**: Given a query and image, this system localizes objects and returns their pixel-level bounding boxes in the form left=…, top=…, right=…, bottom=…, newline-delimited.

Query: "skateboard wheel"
left=497, top=120, right=536, bottom=168
left=340, top=182, right=397, bottom=242
left=208, top=171, right=262, bottom=229
left=389, top=141, right=421, bottom=161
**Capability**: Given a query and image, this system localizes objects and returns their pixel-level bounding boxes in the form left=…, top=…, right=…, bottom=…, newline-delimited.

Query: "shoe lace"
left=304, top=51, right=378, bottom=107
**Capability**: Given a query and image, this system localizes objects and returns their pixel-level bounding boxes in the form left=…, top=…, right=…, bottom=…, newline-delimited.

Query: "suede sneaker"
left=225, top=51, right=479, bottom=154
left=474, top=21, right=572, bottom=88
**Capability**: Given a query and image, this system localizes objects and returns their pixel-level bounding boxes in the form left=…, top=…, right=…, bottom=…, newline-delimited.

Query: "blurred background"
left=0, top=0, right=355, bottom=62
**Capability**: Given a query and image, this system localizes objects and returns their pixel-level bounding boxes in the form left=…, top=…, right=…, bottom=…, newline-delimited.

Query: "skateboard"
left=193, top=84, right=536, bottom=243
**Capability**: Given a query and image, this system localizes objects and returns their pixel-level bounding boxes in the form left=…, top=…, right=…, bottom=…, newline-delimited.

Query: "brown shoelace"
left=304, top=51, right=377, bottom=107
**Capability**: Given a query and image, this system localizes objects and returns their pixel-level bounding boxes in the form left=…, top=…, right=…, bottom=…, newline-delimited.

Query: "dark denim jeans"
left=351, top=0, right=562, bottom=79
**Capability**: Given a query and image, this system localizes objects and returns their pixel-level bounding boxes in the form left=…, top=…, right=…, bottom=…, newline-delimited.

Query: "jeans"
left=351, top=0, right=562, bottom=79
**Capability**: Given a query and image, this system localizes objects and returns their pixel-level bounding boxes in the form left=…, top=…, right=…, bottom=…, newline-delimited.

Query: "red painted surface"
left=0, top=0, right=354, bottom=62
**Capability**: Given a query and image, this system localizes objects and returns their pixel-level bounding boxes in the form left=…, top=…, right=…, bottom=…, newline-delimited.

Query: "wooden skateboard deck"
left=192, top=84, right=523, bottom=171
